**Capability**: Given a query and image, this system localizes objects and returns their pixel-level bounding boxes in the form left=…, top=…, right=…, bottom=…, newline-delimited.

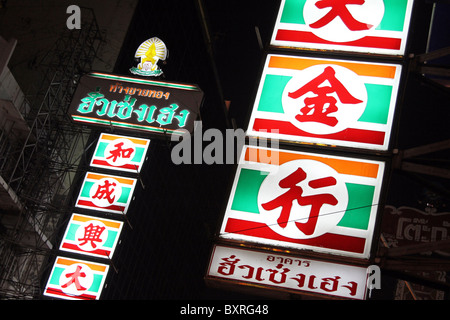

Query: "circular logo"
left=257, top=159, right=348, bottom=239
left=89, top=178, right=122, bottom=208
left=75, top=220, right=108, bottom=252
left=60, top=263, right=94, bottom=297
left=304, top=0, right=385, bottom=42
left=282, top=64, right=367, bottom=135
left=104, top=138, right=136, bottom=167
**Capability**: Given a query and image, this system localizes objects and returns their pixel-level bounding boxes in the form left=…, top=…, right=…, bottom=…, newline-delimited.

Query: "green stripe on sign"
left=231, top=169, right=269, bottom=213
left=358, top=83, right=392, bottom=125
left=95, top=142, right=108, bottom=158
left=49, top=267, right=64, bottom=285
left=376, top=0, right=408, bottom=32
left=81, top=181, right=94, bottom=198
left=338, top=183, right=375, bottom=230
left=281, top=0, right=306, bottom=24
left=257, top=74, right=291, bottom=113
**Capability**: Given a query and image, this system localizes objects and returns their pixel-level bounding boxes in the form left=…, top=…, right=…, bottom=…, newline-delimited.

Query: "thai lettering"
left=218, top=254, right=359, bottom=297
left=109, top=82, right=170, bottom=100
left=76, top=90, right=189, bottom=128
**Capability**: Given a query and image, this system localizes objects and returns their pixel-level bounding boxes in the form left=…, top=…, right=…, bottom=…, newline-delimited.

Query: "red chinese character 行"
left=288, top=66, right=362, bottom=127
left=78, top=223, right=106, bottom=248
left=61, top=265, right=87, bottom=291
left=310, top=0, right=372, bottom=31
left=261, top=167, right=338, bottom=235
left=107, top=142, right=134, bottom=163
left=92, top=179, right=117, bottom=204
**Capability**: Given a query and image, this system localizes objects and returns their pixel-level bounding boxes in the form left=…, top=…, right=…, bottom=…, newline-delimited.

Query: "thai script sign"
left=59, top=213, right=124, bottom=259
left=246, top=54, right=402, bottom=151
left=271, top=0, right=414, bottom=56
left=44, top=256, right=109, bottom=300
left=219, top=145, right=385, bottom=259
left=90, top=133, right=150, bottom=173
left=206, top=245, right=369, bottom=299
left=75, top=172, right=137, bottom=215
left=68, top=72, right=203, bottom=136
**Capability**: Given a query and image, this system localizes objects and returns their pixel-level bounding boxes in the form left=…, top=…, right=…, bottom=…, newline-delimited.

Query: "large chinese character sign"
left=247, top=54, right=402, bottom=151
left=68, top=72, right=203, bottom=137
left=271, top=0, right=414, bottom=56
left=59, top=213, right=123, bottom=259
left=90, top=133, right=150, bottom=173
left=219, top=146, right=385, bottom=259
left=75, top=172, right=137, bottom=214
left=44, top=257, right=109, bottom=300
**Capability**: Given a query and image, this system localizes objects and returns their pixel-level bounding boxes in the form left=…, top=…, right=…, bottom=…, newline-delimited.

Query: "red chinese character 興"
left=78, top=223, right=106, bottom=248
left=310, top=0, right=372, bottom=31
left=92, top=179, right=117, bottom=204
left=288, top=66, right=362, bottom=127
left=107, top=142, right=134, bottom=163
left=261, top=167, right=338, bottom=235
left=61, top=265, right=87, bottom=291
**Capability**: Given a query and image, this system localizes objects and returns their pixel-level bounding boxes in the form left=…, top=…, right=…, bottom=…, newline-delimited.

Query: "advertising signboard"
left=206, top=245, right=369, bottom=299
left=219, top=145, right=385, bottom=259
left=68, top=72, right=203, bottom=136
left=247, top=54, right=402, bottom=151
left=75, top=172, right=137, bottom=214
left=270, top=0, right=414, bottom=56
left=59, top=213, right=123, bottom=259
left=43, top=256, right=109, bottom=300
left=90, top=133, right=150, bottom=173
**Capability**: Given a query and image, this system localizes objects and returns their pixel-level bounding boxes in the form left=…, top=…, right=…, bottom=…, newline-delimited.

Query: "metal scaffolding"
left=0, top=8, right=102, bottom=299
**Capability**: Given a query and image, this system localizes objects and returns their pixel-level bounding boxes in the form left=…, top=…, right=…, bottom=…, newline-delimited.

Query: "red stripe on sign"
left=275, top=29, right=402, bottom=50
left=253, top=118, right=385, bottom=145
left=92, top=159, right=139, bottom=171
left=45, top=287, right=97, bottom=300
left=224, top=218, right=366, bottom=254
left=61, top=242, right=111, bottom=257
left=76, top=199, right=126, bottom=212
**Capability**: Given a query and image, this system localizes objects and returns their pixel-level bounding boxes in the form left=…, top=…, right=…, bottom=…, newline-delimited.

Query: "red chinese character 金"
left=288, top=66, right=362, bottom=127
left=61, top=265, right=87, bottom=291
left=92, top=179, right=117, bottom=204
left=78, top=223, right=106, bottom=249
left=261, top=167, right=338, bottom=235
left=107, top=142, right=134, bottom=163
left=310, top=0, right=373, bottom=31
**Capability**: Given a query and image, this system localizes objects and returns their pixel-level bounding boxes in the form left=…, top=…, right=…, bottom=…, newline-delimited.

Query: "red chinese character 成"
left=107, top=142, right=134, bottom=163
left=61, top=265, right=87, bottom=291
left=261, top=167, right=338, bottom=235
left=288, top=66, right=362, bottom=127
left=78, top=223, right=106, bottom=249
left=92, top=179, right=117, bottom=204
left=310, top=0, right=373, bottom=31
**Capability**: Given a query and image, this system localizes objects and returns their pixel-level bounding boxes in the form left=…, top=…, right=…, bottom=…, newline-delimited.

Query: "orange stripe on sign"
left=72, top=214, right=122, bottom=229
left=56, top=257, right=107, bottom=272
left=100, top=133, right=148, bottom=145
left=268, top=55, right=397, bottom=79
left=86, top=173, right=134, bottom=185
left=245, top=147, right=379, bottom=178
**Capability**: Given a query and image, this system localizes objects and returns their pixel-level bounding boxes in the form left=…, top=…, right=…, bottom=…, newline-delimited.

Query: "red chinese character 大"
left=310, top=0, right=373, bottom=31
left=288, top=66, right=362, bottom=127
left=78, top=223, right=106, bottom=249
left=61, top=265, right=87, bottom=291
left=261, top=167, right=338, bottom=236
left=107, top=142, right=134, bottom=163
left=92, top=179, right=117, bottom=204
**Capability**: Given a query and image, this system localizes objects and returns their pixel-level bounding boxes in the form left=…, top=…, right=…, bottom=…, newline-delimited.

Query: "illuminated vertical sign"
left=219, top=145, right=385, bottom=259
left=75, top=172, right=137, bottom=214
left=59, top=213, right=124, bottom=259
left=271, top=0, right=414, bottom=56
left=44, top=256, right=109, bottom=300
left=207, top=245, right=369, bottom=299
left=247, top=54, right=402, bottom=151
left=90, top=133, right=150, bottom=173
